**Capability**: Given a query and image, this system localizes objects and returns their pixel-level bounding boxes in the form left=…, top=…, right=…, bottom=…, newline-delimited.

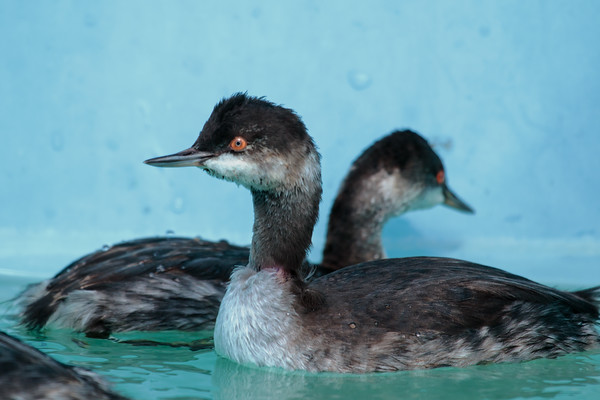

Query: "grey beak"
left=144, top=147, right=214, bottom=168
left=442, top=185, right=474, bottom=213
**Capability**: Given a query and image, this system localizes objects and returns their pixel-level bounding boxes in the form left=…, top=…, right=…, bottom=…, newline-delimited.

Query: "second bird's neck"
left=322, top=197, right=387, bottom=270
left=322, top=170, right=413, bottom=270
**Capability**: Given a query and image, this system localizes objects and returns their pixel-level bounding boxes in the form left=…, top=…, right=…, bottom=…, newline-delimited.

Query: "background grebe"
left=0, top=331, right=128, bottom=400
left=18, top=130, right=472, bottom=337
left=146, top=93, right=599, bottom=373
left=322, top=130, right=472, bottom=270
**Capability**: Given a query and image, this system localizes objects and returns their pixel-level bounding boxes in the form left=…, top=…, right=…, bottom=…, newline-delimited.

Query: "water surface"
left=2, top=268, right=599, bottom=400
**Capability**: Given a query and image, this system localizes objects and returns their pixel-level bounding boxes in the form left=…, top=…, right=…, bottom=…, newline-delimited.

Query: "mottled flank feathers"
left=19, top=237, right=248, bottom=337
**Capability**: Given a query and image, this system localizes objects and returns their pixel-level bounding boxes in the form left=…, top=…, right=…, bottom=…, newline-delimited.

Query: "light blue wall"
left=1, top=1, right=599, bottom=283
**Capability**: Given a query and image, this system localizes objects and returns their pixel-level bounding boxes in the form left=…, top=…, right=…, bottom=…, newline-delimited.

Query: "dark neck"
left=321, top=190, right=387, bottom=270
left=249, top=183, right=321, bottom=277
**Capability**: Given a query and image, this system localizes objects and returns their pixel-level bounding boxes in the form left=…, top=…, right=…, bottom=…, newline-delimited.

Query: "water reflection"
left=211, top=352, right=600, bottom=400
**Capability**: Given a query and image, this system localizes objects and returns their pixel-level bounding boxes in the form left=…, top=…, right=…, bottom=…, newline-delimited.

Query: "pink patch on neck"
left=262, top=265, right=289, bottom=282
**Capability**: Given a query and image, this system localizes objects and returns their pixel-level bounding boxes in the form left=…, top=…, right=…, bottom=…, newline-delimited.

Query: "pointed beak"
left=144, top=147, right=215, bottom=168
left=442, top=185, right=474, bottom=213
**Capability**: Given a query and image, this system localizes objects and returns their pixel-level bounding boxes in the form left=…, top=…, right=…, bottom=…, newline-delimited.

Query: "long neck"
left=249, top=183, right=321, bottom=276
left=321, top=170, right=412, bottom=270
left=321, top=192, right=387, bottom=270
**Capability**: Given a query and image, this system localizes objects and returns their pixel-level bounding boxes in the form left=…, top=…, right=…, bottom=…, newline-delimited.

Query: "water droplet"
left=347, top=70, right=372, bottom=91
left=101, top=244, right=110, bottom=251
left=137, top=100, right=150, bottom=117
left=127, top=177, right=138, bottom=189
left=348, top=322, right=357, bottom=329
left=156, top=265, right=165, bottom=273
left=505, top=214, right=522, bottom=223
left=84, top=14, right=97, bottom=28
left=430, top=137, right=454, bottom=151
left=44, top=208, right=56, bottom=220
left=251, top=7, right=262, bottom=18
left=51, top=131, right=65, bottom=152
left=105, top=139, right=118, bottom=151
left=148, top=272, right=155, bottom=278
left=171, top=197, right=184, bottom=214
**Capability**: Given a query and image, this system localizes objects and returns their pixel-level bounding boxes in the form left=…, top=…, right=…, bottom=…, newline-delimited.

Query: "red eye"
left=229, top=136, right=247, bottom=152
left=436, top=170, right=445, bottom=184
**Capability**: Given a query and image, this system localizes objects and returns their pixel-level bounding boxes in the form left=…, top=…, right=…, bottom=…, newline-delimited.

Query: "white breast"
left=214, top=266, right=304, bottom=369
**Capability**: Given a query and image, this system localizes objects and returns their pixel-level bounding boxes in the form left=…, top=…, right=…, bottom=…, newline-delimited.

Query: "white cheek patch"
left=204, top=153, right=288, bottom=190
left=375, top=170, right=445, bottom=212
left=352, top=169, right=445, bottom=218
left=407, top=185, right=444, bottom=211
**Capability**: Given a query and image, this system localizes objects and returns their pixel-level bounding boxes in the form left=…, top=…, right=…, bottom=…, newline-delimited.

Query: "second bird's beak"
left=442, top=185, right=474, bottom=214
left=144, top=147, right=214, bottom=168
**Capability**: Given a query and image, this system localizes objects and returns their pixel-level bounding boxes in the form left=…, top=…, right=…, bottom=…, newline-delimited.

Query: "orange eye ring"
left=229, top=136, right=247, bottom=152
left=436, top=170, right=445, bottom=185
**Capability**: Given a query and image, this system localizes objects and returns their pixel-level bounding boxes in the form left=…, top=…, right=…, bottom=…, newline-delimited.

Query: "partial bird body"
left=19, top=125, right=471, bottom=337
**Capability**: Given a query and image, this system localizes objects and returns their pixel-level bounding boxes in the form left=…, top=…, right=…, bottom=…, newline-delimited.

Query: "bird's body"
left=145, top=93, right=599, bottom=372
left=217, top=259, right=599, bottom=372
left=19, top=237, right=247, bottom=336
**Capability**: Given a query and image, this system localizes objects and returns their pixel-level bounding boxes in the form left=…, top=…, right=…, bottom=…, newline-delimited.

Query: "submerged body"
left=146, top=93, right=600, bottom=372
left=20, top=129, right=472, bottom=337
left=0, top=331, right=128, bottom=400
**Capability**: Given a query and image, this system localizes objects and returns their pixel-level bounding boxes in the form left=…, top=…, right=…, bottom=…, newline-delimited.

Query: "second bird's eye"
left=230, top=136, right=247, bottom=152
left=436, top=170, right=445, bottom=184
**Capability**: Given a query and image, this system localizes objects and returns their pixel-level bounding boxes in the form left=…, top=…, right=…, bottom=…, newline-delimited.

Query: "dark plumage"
left=20, top=238, right=248, bottom=337
left=0, top=331, right=128, bottom=400
left=19, top=105, right=471, bottom=337
left=302, top=258, right=599, bottom=371
left=144, top=93, right=598, bottom=372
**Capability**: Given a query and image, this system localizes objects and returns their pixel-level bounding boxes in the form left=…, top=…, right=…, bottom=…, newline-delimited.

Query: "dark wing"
left=21, top=237, right=250, bottom=329
left=307, top=257, right=599, bottom=336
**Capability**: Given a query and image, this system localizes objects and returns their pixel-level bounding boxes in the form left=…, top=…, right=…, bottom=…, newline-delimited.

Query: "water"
left=2, top=269, right=600, bottom=399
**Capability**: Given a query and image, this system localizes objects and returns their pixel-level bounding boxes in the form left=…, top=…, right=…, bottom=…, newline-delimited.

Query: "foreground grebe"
left=0, top=331, right=128, bottom=400
left=146, top=93, right=599, bottom=373
left=19, top=130, right=472, bottom=337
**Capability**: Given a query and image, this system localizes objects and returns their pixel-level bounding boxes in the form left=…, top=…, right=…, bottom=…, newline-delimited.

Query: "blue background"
left=1, top=0, right=599, bottom=285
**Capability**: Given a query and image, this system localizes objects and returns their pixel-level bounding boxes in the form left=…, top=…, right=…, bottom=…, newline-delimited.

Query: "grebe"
left=0, top=331, right=128, bottom=399
left=322, top=130, right=472, bottom=270
left=146, top=93, right=599, bottom=373
left=19, top=130, right=472, bottom=338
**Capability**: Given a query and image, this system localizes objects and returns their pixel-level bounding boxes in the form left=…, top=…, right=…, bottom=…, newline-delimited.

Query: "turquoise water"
left=2, top=269, right=600, bottom=400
